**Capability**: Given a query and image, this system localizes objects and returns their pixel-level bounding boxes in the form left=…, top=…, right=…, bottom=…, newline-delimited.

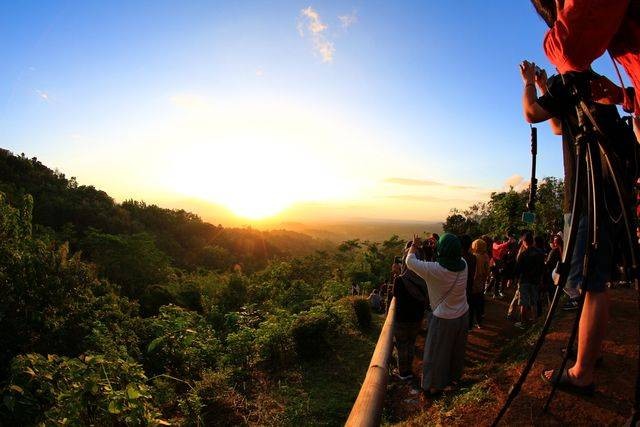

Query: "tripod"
left=492, top=75, right=640, bottom=426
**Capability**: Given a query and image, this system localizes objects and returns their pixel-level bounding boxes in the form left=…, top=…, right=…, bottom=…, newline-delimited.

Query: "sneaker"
left=393, top=371, right=413, bottom=381
left=498, top=292, right=505, bottom=298
left=514, top=321, right=528, bottom=330
left=561, top=299, right=579, bottom=311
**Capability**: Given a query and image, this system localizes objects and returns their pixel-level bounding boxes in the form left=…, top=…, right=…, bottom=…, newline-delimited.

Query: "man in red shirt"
left=531, top=0, right=639, bottom=397
left=536, top=0, right=640, bottom=129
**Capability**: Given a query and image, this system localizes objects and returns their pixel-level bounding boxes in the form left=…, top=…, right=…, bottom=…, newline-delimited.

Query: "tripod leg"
left=491, top=144, right=585, bottom=426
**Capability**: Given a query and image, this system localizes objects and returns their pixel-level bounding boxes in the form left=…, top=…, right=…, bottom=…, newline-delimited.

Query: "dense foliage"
left=443, top=178, right=564, bottom=238
left=0, top=149, right=407, bottom=425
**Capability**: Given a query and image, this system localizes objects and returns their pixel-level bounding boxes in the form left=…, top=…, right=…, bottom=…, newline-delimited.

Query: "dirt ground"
left=385, top=286, right=640, bottom=426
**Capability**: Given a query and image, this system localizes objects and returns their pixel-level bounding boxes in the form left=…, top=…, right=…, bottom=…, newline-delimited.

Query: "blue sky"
left=0, top=1, right=623, bottom=223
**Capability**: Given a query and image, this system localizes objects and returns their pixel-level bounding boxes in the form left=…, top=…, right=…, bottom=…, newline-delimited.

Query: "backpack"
left=398, top=270, right=428, bottom=303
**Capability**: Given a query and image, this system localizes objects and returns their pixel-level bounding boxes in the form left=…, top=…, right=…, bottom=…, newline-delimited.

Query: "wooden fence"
left=345, top=297, right=396, bottom=427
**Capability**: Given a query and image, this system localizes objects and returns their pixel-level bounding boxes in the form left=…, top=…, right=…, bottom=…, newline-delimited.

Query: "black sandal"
left=541, top=367, right=595, bottom=396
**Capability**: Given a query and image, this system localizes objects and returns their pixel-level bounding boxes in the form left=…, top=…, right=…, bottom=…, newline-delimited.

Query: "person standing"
left=460, top=235, right=477, bottom=331
left=470, top=238, right=490, bottom=329
left=406, top=233, right=469, bottom=396
left=392, top=244, right=428, bottom=380
left=513, top=232, right=545, bottom=329
left=519, top=54, right=624, bottom=393
left=488, top=236, right=513, bottom=298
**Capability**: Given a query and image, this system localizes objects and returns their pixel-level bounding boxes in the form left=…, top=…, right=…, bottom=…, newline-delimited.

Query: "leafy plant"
left=144, top=305, right=221, bottom=379
left=1, top=353, right=165, bottom=426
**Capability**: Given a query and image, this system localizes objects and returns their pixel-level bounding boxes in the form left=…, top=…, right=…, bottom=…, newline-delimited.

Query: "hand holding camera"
left=519, top=60, right=537, bottom=86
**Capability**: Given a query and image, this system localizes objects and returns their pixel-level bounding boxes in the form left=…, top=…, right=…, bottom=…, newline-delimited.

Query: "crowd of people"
left=371, top=229, right=570, bottom=396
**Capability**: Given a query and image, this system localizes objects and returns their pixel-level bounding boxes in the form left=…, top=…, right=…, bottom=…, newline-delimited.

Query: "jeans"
left=563, top=213, right=611, bottom=293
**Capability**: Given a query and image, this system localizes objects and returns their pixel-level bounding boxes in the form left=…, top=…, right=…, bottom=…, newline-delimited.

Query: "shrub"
left=351, top=297, right=372, bottom=330
left=140, top=285, right=176, bottom=316
left=332, top=297, right=358, bottom=330
left=179, top=369, right=246, bottom=426
left=320, top=279, right=350, bottom=301
left=253, top=313, right=296, bottom=370
left=1, top=353, right=164, bottom=426
left=144, top=306, right=222, bottom=378
left=249, top=262, right=315, bottom=313
left=172, top=282, right=203, bottom=313
left=291, top=310, right=330, bottom=359
left=224, top=327, right=255, bottom=372
left=201, top=273, right=248, bottom=314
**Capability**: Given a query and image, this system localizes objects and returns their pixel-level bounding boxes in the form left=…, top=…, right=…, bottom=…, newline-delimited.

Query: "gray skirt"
left=422, top=310, right=469, bottom=390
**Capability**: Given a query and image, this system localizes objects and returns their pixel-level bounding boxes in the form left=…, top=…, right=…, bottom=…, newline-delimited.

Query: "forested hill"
left=0, top=149, right=332, bottom=274
left=0, top=148, right=407, bottom=425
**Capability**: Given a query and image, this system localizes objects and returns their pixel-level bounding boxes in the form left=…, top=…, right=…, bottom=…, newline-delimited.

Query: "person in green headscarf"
left=435, top=233, right=466, bottom=272
left=406, top=233, right=470, bottom=395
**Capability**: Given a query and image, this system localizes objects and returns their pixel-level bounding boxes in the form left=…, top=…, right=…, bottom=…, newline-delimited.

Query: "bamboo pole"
left=345, top=297, right=396, bottom=427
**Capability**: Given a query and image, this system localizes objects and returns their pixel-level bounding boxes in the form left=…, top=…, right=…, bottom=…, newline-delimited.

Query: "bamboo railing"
left=345, top=297, right=396, bottom=427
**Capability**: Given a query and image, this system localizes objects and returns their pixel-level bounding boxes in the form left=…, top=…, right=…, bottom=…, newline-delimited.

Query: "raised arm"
left=534, top=67, right=563, bottom=135
left=520, top=61, right=553, bottom=123
left=405, top=235, right=432, bottom=282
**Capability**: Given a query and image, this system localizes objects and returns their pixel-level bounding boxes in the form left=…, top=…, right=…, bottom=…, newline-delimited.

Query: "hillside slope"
left=390, top=286, right=638, bottom=426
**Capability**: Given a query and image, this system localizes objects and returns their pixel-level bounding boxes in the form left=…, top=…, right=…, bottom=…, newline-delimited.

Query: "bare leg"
left=568, top=290, right=609, bottom=385
left=544, top=290, right=609, bottom=385
left=519, top=305, right=530, bottom=323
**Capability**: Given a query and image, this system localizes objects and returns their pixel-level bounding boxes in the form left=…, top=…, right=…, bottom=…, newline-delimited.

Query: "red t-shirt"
left=543, top=0, right=640, bottom=113
left=492, top=241, right=510, bottom=261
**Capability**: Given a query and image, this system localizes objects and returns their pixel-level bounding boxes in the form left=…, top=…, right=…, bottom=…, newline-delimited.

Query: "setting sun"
left=158, top=99, right=370, bottom=220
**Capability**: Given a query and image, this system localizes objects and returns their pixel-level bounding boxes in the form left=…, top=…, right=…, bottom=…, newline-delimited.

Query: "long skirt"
left=422, top=311, right=469, bottom=390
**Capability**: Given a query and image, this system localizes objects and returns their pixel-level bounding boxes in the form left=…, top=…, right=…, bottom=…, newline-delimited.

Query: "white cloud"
left=255, top=67, right=264, bottom=77
left=301, top=6, right=327, bottom=33
left=339, top=10, right=358, bottom=29
left=313, top=39, right=335, bottom=63
left=35, top=89, right=50, bottom=102
left=504, top=174, right=530, bottom=191
left=297, top=6, right=334, bottom=63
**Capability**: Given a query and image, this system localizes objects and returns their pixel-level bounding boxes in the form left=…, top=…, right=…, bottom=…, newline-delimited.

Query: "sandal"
left=561, top=347, right=604, bottom=367
left=541, top=367, right=595, bottom=396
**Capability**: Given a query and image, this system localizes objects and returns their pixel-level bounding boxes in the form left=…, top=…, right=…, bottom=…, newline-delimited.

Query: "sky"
left=0, top=1, right=623, bottom=225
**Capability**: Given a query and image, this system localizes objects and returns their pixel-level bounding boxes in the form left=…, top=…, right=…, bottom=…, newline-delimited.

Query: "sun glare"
left=154, top=97, right=404, bottom=220
left=160, top=101, right=367, bottom=220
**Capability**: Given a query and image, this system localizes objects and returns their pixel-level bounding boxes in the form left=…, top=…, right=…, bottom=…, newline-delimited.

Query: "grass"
left=497, top=321, right=544, bottom=363
left=398, top=319, right=546, bottom=426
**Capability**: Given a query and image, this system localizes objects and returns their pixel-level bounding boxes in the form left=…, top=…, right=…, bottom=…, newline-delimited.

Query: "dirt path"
left=386, top=286, right=640, bottom=426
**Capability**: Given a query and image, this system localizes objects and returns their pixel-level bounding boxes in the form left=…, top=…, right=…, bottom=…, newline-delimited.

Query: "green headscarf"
left=436, top=233, right=466, bottom=272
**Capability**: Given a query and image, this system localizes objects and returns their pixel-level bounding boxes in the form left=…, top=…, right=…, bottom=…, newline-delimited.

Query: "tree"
left=533, top=177, right=564, bottom=235
left=81, top=231, right=172, bottom=298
